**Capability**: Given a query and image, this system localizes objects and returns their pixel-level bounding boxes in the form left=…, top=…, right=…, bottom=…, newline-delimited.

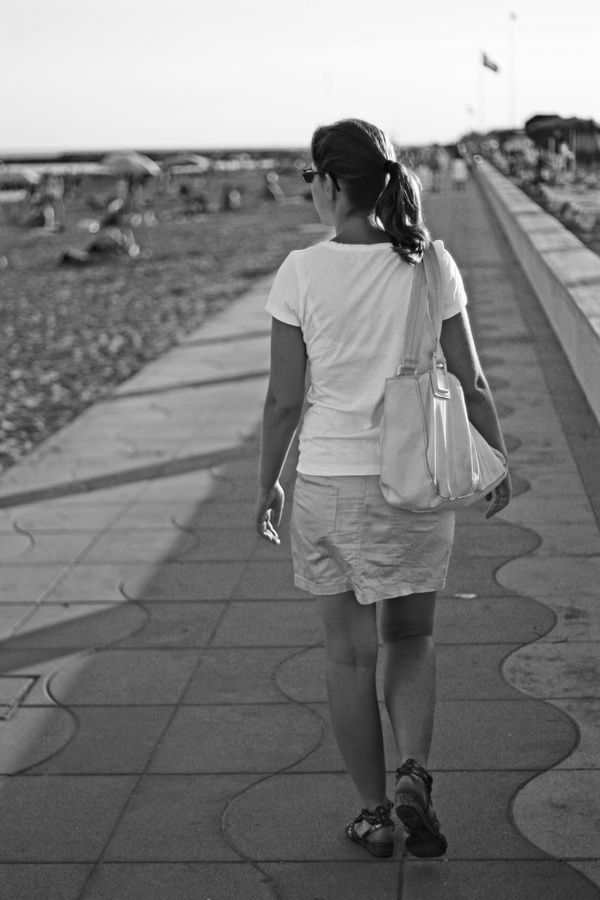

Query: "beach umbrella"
left=101, top=151, right=162, bottom=178
left=162, top=153, right=211, bottom=171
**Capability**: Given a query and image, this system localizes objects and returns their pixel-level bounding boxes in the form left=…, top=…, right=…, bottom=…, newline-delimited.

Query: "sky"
left=2, top=0, right=599, bottom=153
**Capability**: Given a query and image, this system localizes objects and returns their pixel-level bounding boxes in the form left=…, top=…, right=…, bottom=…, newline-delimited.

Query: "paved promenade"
left=0, top=179, right=599, bottom=899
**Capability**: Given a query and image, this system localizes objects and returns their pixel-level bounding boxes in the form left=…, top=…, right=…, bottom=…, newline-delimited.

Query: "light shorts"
left=290, top=473, right=455, bottom=605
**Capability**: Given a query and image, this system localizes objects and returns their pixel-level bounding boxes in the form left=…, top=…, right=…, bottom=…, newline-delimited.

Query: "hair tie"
left=383, top=159, right=400, bottom=175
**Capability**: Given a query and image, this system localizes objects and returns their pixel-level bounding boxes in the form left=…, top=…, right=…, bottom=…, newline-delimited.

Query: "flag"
left=483, top=53, right=500, bottom=73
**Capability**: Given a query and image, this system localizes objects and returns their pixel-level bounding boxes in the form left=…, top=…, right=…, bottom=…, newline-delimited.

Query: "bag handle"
left=397, top=244, right=443, bottom=375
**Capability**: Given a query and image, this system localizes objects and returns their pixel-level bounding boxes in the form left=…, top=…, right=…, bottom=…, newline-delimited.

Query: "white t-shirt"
left=265, top=239, right=467, bottom=476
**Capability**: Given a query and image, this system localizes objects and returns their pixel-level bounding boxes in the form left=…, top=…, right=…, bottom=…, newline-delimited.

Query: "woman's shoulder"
left=294, top=240, right=336, bottom=258
left=278, top=241, right=328, bottom=267
left=279, top=241, right=339, bottom=274
left=431, top=239, right=459, bottom=277
left=429, top=240, right=468, bottom=315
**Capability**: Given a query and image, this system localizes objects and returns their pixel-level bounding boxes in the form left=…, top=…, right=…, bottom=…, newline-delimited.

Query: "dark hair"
left=311, top=118, right=430, bottom=264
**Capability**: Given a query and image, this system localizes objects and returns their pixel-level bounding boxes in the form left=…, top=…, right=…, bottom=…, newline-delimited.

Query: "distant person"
left=449, top=153, right=469, bottom=190
left=428, top=145, right=444, bottom=192
left=41, top=174, right=65, bottom=230
left=413, top=164, right=430, bottom=192
left=220, top=183, right=242, bottom=212
left=254, top=118, right=511, bottom=860
left=533, top=152, right=549, bottom=185
left=264, top=171, right=285, bottom=202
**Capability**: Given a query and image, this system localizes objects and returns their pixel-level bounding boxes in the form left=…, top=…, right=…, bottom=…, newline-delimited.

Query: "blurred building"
left=525, top=115, right=600, bottom=164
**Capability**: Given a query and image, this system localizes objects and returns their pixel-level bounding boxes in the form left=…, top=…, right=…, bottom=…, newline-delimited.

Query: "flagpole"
left=508, top=12, right=517, bottom=128
left=478, top=52, right=485, bottom=133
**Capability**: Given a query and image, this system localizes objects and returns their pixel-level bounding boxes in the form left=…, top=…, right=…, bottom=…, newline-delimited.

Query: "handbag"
left=380, top=244, right=508, bottom=511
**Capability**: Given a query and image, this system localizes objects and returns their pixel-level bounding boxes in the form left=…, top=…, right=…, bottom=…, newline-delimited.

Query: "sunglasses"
left=301, top=167, right=340, bottom=190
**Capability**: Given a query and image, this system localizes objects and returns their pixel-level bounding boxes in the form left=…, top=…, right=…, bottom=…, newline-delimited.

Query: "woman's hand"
left=255, top=482, right=285, bottom=545
left=485, top=471, right=512, bottom=519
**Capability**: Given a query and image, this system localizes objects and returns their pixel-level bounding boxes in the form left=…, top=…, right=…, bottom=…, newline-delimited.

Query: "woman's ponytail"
left=375, top=161, right=431, bottom=264
left=311, top=119, right=431, bottom=265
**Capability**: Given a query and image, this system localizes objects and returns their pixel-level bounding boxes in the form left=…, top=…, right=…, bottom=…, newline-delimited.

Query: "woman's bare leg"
left=379, top=591, right=437, bottom=805
left=316, top=591, right=391, bottom=842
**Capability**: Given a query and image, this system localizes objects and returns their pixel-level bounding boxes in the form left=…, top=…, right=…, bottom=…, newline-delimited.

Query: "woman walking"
left=254, top=119, right=511, bottom=859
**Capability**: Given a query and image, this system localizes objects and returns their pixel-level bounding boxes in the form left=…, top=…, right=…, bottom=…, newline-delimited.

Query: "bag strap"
left=398, top=259, right=427, bottom=374
left=398, top=244, right=443, bottom=375
left=422, top=244, right=444, bottom=343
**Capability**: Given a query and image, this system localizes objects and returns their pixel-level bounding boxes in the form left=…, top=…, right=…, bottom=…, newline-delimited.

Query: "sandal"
left=346, top=800, right=395, bottom=858
left=395, top=759, right=448, bottom=858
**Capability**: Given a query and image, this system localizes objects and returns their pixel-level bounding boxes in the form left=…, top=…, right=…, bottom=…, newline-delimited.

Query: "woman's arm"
left=255, top=317, right=308, bottom=543
left=440, top=309, right=512, bottom=518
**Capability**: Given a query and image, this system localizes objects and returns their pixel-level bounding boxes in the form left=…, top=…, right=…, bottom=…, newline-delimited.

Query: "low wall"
left=474, top=160, right=600, bottom=425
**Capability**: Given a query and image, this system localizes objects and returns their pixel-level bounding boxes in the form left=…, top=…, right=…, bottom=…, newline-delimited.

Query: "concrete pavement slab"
left=530, top=522, right=600, bottom=556
left=0, top=602, right=145, bottom=648
left=226, top=559, right=310, bottom=600
left=0, top=865, right=92, bottom=900
left=171, top=499, right=257, bottom=530
left=441, top=556, right=520, bottom=597
left=253, top=534, right=294, bottom=561
left=504, top=641, right=600, bottom=697
left=120, top=560, right=247, bottom=601
left=112, top=500, right=217, bottom=529
left=499, top=495, right=598, bottom=527
left=0, top=502, right=121, bottom=531
left=31, top=706, right=173, bottom=774
left=182, top=647, right=295, bottom=704
left=551, top=699, right=600, bottom=769
left=513, top=769, right=600, bottom=860
left=263, top=863, right=403, bottom=900
left=103, top=774, right=261, bottom=861
left=148, top=704, right=323, bottom=773
left=402, top=860, right=600, bottom=900
left=498, top=554, right=600, bottom=599
left=430, top=701, right=576, bottom=770
left=0, top=652, right=87, bottom=703
left=434, top=645, right=532, bottom=700
left=434, top=596, right=555, bottom=643
left=166, top=526, right=262, bottom=562
left=81, top=862, right=276, bottom=900
left=121, top=470, right=217, bottom=504
left=452, top=522, right=540, bottom=557
left=0, top=706, right=76, bottom=774
left=211, top=600, right=322, bottom=647
left=111, top=601, right=225, bottom=649
left=0, top=563, right=77, bottom=604
left=573, top=863, right=600, bottom=892
left=80, top=529, right=199, bottom=564
left=516, top=467, right=594, bottom=497
left=48, top=649, right=200, bottom=705
left=0, top=528, right=193, bottom=565
left=0, top=775, right=136, bottom=861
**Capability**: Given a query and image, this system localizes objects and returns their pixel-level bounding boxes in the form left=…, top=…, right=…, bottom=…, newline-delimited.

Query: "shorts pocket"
left=389, top=506, right=419, bottom=541
left=292, top=474, right=338, bottom=543
left=364, top=487, right=415, bottom=543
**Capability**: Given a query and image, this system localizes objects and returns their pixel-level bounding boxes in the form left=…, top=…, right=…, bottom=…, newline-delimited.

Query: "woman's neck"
left=330, top=214, right=392, bottom=245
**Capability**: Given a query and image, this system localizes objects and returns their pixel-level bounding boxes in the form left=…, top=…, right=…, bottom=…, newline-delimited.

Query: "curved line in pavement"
left=498, top=537, right=600, bottom=893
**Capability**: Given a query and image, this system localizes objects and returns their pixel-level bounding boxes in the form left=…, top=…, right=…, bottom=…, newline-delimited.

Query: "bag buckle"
left=432, top=359, right=450, bottom=398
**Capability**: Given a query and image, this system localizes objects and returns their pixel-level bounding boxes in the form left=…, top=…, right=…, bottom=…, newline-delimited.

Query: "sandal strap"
left=396, top=758, right=434, bottom=793
left=354, top=801, right=395, bottom=834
